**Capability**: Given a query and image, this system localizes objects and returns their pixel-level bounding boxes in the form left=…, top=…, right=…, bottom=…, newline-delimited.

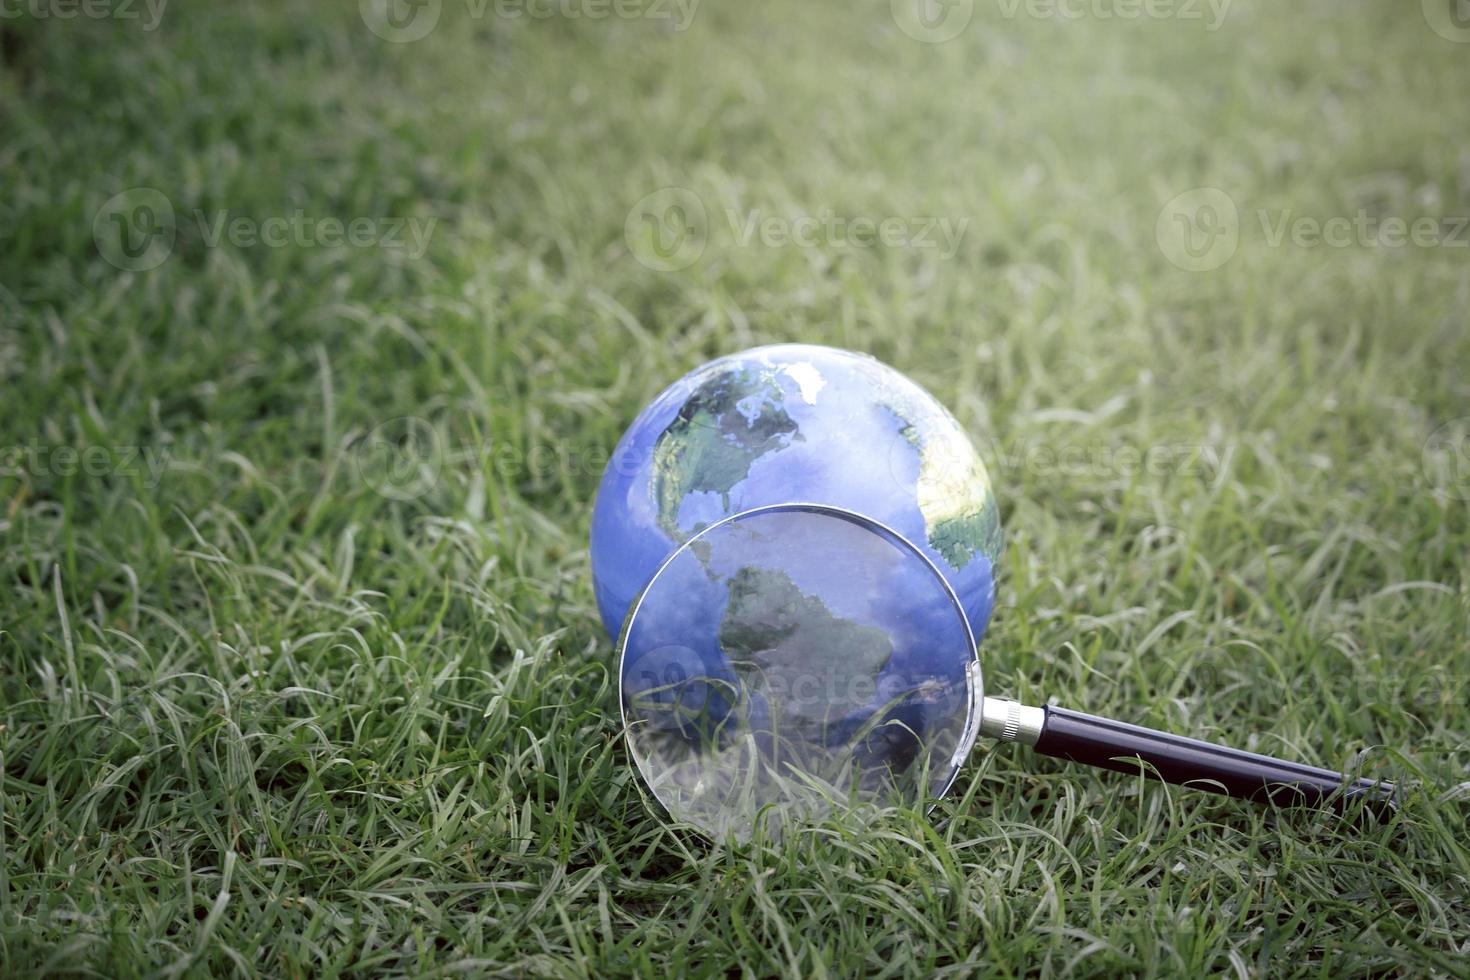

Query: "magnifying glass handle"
left=983, top=699, right=1397, bottom=815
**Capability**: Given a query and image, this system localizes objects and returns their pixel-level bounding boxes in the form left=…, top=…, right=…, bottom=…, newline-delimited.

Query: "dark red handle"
left=1033, top=706, right=1396, bottom=815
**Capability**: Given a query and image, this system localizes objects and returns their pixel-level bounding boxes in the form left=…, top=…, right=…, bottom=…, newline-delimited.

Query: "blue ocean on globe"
left=591, top=344, right=1003, bottom=648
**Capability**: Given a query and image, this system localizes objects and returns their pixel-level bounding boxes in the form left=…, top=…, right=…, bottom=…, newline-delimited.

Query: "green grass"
left=3, top=0, right=1469, bottom=975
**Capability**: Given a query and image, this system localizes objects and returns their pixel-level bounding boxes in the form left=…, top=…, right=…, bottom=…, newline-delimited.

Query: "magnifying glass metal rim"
left=615, top=502, right=987, bottom=831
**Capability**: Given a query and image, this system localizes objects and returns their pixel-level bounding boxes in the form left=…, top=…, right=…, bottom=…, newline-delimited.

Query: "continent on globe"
left=884, top=394, right=1004, bottom=569
left=718, top=565, right=892, bottom=733
left=651, top=368, right=803, bottom=540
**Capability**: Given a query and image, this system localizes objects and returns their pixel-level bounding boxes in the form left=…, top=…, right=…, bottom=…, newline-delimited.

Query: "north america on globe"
left=650, top=366, right=804, bottom=539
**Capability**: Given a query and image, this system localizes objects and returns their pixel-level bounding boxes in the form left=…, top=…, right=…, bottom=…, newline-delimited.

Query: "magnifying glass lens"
left=619, top=507, right=981, bottom=838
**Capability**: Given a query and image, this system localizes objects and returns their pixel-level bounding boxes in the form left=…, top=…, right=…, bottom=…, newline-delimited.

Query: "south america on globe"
left=719, top=565, right=893, bottom=728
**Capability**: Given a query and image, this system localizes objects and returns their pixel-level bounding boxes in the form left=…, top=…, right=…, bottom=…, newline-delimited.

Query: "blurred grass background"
left=2, top=0, right=1468, bottom=974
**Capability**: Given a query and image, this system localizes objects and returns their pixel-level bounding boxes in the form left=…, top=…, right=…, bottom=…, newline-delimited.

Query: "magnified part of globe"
left=618, top=505, right=981, bottom=840
left=591, top=345, right=1002, bottom=653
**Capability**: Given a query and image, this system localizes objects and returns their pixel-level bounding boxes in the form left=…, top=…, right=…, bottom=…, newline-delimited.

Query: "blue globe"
left=590, top=344, right=1003, bottom=646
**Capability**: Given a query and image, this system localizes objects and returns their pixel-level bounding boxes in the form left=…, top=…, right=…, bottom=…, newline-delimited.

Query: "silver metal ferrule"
left=979, top=697, right=1045, bottom=747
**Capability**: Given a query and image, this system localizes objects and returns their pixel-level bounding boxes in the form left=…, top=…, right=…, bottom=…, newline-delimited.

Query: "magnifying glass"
left=617, top=504, right=1396, bottom=839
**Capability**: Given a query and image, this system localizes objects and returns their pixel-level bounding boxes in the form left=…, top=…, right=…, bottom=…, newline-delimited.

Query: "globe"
left=590, top=344, right=1003, bottom=647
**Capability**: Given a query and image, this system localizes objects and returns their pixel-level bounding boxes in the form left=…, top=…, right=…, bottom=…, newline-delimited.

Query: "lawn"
left=2, top=0, right=1468, bottom=975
